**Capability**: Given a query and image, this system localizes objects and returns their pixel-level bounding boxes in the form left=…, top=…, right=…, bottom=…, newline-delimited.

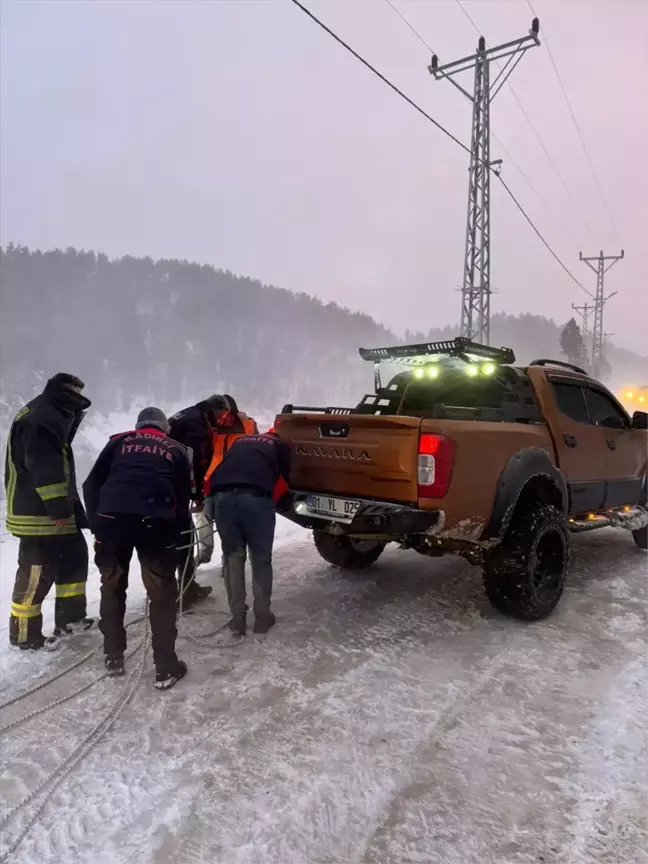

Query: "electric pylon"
left=579, top=250, right=624, bottom=378
left=430, top=19, right=540, bottom=344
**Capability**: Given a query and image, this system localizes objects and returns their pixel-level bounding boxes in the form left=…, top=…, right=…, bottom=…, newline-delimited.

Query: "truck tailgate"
left=276, top=413, right=422, bottom=504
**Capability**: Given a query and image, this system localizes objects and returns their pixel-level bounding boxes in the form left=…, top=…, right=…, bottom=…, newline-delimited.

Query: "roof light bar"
left=359, top=337, right=515, bottom=366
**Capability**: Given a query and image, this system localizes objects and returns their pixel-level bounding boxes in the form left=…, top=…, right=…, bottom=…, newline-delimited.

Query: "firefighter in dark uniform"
left=206, top=431, right=291, bottom=636
left=83, top=407, right=189, bottom=689
left=168, top=394, right=230, bottom=601
left=5, top=373, right=93, bottom=649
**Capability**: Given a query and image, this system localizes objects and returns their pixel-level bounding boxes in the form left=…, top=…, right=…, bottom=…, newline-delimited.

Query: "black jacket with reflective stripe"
left=4, top=381, right=91, bottom=537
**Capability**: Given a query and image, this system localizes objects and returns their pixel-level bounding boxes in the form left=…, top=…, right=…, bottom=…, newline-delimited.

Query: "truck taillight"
left=417, top=433, right=456, bottom=499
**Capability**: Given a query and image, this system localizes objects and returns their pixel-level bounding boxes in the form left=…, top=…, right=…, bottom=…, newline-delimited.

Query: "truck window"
left=551, top=382, right=590, bottom=424
left=584, top=387, right=629, bottom=429
left=401, top=372, right=505, bottom=415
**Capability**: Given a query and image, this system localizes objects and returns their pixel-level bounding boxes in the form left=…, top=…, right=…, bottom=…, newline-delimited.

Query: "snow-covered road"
left=1, top=525, right=646, bottom=864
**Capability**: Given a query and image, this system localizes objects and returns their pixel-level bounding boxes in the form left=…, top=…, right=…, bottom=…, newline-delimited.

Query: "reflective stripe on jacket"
left=5, top=382, right=90, bottom=537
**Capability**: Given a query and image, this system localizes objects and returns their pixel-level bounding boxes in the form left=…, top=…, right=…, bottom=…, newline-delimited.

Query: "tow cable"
left=0, top=519, right=240, bottom=860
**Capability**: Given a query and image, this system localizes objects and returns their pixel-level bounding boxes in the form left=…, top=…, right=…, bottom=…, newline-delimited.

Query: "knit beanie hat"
left=50, top=373, right=85, bottom=391
left=135, top=406, right=170, bottom=433
left=205, top=394, right=229, bottom=412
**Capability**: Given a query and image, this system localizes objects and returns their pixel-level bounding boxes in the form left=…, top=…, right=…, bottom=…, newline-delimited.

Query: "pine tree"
left=559, top=318, right=584, bottom=366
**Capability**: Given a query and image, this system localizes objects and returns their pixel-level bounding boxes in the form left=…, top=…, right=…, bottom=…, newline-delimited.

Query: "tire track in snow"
left=3, top=530, right=647, bottom=864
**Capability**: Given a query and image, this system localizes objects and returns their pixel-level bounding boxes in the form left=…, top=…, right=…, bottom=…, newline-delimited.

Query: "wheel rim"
left=532, top=528, right=565, bottom=599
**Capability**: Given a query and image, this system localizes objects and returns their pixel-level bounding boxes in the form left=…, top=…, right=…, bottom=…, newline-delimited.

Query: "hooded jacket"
left=4, top=379, right=91, bottom=537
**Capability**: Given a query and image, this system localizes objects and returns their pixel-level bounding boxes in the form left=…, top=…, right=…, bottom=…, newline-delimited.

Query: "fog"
left=1, top=0, right=646, bottom=422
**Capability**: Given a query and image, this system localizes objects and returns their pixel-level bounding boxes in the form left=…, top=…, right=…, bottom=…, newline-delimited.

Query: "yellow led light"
left=427, top=366, right=440, bottom=379
left=482, top=362, right=496, bottom=375
left=413, top=368, right=425, bottom=379
left=466, top=365, right=479, bottom=377
left=627, top=391, right=634, bottom=399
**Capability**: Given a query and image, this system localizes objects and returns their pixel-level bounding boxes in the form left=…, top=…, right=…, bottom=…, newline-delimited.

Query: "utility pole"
left=429, top=19, right=540, bottom=344
left=579, top=250, right=624, bottom=378
left=572, top=302, right=592, bottom=374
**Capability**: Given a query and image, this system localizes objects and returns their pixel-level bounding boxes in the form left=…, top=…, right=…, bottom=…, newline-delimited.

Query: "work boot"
left=155, top=659, right=188, bottom=691
left=105, top=653, right=125, bottom=677
left=53, top=617, right=95, bottom=638
left=182, top=582, right=213, bottom=607
left=253, top=611, right=276, bottom=635
left=228, top=613, right=247, bottom=637
left=11, top=638, right=45, bottom=651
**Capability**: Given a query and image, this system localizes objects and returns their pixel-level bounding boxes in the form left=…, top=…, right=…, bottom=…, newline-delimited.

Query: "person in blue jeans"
left=205, top=432, right=291, bottom=636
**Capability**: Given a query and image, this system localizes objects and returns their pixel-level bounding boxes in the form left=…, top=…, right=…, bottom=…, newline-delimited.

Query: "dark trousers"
left=94, top=515, right=178, bottom=672
left=10, top=532, right=89, bottom=646
left=213, top=491, right=276, bottom=619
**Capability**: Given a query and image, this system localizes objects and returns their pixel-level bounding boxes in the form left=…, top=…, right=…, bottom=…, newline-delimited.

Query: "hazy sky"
left=1, top=0, right=646, bottom=353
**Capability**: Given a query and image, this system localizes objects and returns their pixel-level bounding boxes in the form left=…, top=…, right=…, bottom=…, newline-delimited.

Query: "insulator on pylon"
left=531, top=18, right=539, bottom=35
left=478, top=36, right=486, bottom=51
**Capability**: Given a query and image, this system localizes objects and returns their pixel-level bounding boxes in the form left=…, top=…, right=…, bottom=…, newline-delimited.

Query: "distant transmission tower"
left=430, top=19, right=540, bottom=344
left=572, top=302, right=592, bottom=373
left=579, top=250, right=624, bottom=378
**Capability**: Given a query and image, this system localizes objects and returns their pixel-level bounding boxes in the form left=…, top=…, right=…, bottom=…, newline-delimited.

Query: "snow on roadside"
left=0, top=406, right=307, bottom=696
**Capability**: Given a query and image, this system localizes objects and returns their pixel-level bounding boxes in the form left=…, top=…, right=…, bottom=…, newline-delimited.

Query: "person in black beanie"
left=83, top=407, right=189, bottom=690
left=168, top=394, right=230, bottom=602
left=5, top=373, right=93, bottom=649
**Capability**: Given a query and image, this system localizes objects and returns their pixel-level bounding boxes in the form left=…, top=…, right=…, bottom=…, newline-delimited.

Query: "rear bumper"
left=288, top=492, right=444, bottom=537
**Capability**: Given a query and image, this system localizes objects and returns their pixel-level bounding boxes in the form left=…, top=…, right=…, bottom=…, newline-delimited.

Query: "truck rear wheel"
left=633, top=525, right=648, bottom=551
left=483, top=502, right=570, bottom=621
left=313, top=532, right=386, bottom=570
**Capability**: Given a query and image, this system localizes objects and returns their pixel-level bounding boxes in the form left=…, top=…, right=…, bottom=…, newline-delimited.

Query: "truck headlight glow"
left=466, top=366, right=479, bottom=377
left=482, top=362, right=496, bottom=375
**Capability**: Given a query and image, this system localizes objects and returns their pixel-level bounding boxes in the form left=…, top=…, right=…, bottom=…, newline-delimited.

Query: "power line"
left=289, top=0, right=593, bottom=300
left=526, top=0, right=623, bottom=245
left=498, top=176, right=593, bottom=298
left=384, top=1, right=585, bottom=248
left=290, top=0, right=470, bottom=157
left=454, top=0, right=599, bottom=245
left=385, top=0, right=433, bottom=54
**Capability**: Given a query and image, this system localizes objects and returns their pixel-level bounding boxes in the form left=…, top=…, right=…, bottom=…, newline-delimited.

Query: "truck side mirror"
left=601, top=415, right=626, bottom=430
left=632, top=411, right=648, bottom=430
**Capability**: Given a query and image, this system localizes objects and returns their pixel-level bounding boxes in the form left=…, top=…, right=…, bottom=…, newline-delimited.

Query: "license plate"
left=306, top=494, right=361, bottom=522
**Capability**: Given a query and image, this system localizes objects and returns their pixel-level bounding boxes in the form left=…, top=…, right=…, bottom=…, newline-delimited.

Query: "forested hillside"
left=0, top=245, right=391, bottom=419
left=1, top=245, right=645, bottom=424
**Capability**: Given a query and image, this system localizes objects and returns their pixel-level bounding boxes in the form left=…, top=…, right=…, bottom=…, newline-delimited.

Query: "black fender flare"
left=483, top=447, right=568, bottom=541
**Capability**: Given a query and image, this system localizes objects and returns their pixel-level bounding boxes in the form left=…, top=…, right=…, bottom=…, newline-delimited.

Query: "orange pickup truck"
left=275, top=338, right=648, bottom=621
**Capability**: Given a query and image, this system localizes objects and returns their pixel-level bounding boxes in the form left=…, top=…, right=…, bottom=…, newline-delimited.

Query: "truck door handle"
left=563, top=434, right=577, bottom=448
left=606, top=438, right=617, bottom=451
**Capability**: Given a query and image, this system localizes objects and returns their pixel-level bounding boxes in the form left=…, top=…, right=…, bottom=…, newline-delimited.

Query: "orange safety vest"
left=203, top=413, right=257, bottom=497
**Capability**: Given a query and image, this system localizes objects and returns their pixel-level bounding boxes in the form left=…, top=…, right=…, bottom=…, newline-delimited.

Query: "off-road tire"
left=483, top=501, right=570, bottom=621
left=313, top=531, right=386, bottom=570
left=632, top=525, right=648, bottom=551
